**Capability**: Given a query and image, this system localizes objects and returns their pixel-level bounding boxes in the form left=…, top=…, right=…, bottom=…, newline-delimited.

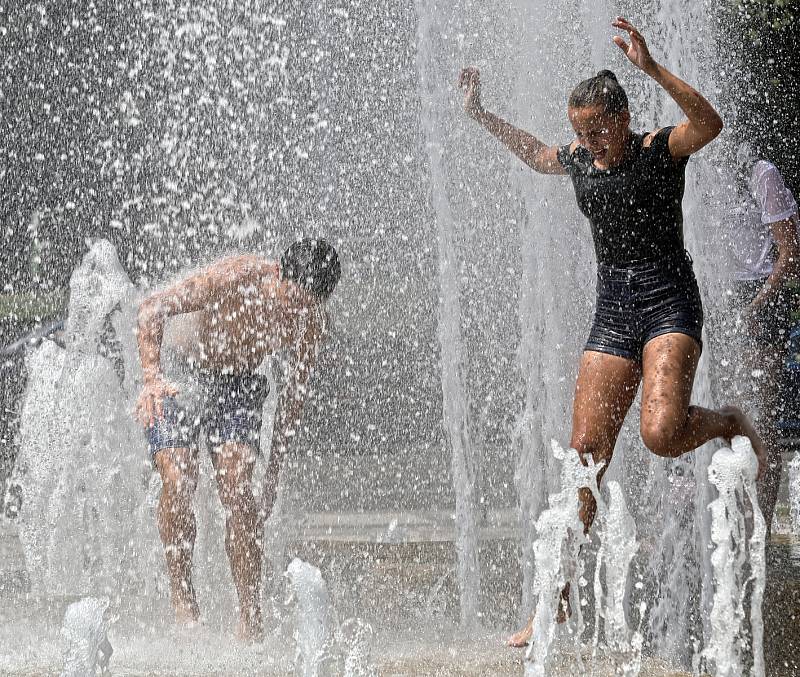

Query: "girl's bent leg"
left=640, top=332, right=766, bottom=475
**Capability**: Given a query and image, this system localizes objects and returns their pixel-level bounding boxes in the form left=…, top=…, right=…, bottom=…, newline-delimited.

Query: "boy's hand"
left=135, top=376, right=180, bottom=428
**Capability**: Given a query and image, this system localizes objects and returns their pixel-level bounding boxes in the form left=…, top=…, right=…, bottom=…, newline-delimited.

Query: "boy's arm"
left=269, top=317, right=322, bottom=459
left=749, top=218, right=800, bottom=314
left=134, top=255, right=275, bottom=426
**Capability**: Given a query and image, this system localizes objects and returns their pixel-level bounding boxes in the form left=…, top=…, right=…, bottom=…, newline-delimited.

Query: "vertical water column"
left=700, top=438, right=765, bottom=677
left=524, top=442, right=602, bottom=677
left=505, top=0, right=607, bottom=622
left=637, top=0, right=735, bottom=665
left=789, top=453, right=800, bottom=535
left=14, top=241, right=142, bottom=598
left=414, top=2, right=481, bottom=630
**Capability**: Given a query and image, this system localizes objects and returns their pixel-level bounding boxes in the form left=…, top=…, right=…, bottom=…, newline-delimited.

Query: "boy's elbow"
left=137, top=298, right=160, bottom=328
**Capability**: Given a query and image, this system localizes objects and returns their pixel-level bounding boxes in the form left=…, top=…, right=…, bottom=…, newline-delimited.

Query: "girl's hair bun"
left=596, top=69, right=618, bottom=81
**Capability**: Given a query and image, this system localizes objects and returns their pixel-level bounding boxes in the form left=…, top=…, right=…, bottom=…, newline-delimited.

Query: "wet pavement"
left=764, top=536, right=800, bottom=677
left=1, top=510, right=798, bottom=675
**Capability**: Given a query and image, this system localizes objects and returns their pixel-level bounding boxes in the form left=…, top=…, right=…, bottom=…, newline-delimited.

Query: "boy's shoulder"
left=207, top=255, right=278, bottom=283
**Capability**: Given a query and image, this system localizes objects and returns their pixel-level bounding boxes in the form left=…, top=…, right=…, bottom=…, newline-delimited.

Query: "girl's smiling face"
left=568, top=104, right=631, bottom=167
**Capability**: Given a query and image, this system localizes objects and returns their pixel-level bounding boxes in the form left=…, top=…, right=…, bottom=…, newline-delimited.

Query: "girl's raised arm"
left=459, top=67, right=566, bottom=175
left=611, top=17, right=723, bottom=158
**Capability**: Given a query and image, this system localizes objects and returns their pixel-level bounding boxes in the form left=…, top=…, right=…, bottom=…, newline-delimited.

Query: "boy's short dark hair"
left=280, top=238, right=341, bottom=299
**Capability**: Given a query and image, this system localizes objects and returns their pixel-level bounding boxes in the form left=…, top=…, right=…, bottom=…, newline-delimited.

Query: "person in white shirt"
left=730, top=143, right=800, bottom=538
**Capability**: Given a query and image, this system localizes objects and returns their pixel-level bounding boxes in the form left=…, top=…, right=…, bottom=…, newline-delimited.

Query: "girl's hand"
left=612, top=17, right=658, bottom=75
left=459, top=67, right=484, bottom=119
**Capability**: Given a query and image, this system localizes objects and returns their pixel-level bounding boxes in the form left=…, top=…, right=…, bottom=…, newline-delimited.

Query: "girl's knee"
left=640, top=417, right=681, bottom=457
left=570, top=431, right=611, bottom=467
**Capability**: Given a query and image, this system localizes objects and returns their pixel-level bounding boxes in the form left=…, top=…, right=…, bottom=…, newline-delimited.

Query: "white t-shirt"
left=730, top=160, right=799, bottom=281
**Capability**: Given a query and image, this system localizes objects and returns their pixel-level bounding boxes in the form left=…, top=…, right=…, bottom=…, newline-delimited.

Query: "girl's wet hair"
left=568, top=70, right=629, bottom=114
left=280, top=238, right=341, bottom=300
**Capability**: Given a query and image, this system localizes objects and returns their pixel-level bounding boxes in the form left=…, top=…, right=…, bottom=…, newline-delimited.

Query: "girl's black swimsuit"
left=557, top=126, right=703, bottom=361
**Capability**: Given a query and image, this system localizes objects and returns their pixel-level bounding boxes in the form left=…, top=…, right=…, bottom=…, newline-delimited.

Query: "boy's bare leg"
left=213, top=442, right=263, bottom=641
left=155, top=447, right=200, bottom=623
left=260, top=440, right=287, bottom=524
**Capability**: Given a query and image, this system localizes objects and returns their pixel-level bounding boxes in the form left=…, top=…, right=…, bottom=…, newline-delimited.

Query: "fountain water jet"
left=415, top=0, right=481, bottom=631
left=594, top=481, right=640, bottom=656
left=789, top=453, right=800, bottom=535
left=285, top=557, right=334, bottom=677
left=59, top=596, right=113, bottom=677
left=337, top=617, right=377, bottom=677
left=699, top=436, right=766, bottom=677
left=14, top=241, right=142, bottom=599
left=523, top=441, right=602, bottom=677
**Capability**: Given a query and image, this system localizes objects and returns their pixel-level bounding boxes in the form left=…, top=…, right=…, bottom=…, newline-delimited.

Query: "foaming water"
left=699, top=437, right=765, bottom=677
left=59, top=597, right=112, bottom=677
left=284, top=558, right=379, bottom=677
left=337, top=618, right=377, bottom=677
left=521, top=444, right=646, bottom=677
left=524, top=441, right=600, bottom=677
left=286, top=558, right=334, bottom=676
left=14, top=241, right=144, bottom=599
left=594, top=482, right=641, bottom=662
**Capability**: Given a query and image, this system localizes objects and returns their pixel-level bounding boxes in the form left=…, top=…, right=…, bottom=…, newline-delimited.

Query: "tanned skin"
left=459, top=17, right=766, bottom=648
left=742, top=213, right=800, bottom=540
left=135, top=254, right=326, bottom=641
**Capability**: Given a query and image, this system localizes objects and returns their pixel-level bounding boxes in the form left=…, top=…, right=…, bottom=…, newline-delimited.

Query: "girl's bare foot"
left=720, top=405, right=767, bottom=479
left=507, top=616, right=533, bottom=648
left=506, top=586, right=571, bottom=648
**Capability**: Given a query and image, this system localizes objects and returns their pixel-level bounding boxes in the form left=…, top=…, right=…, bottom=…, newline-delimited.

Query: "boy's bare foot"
left=236, top=612, right=264, bottom=643
left=173, top=598, right=200, bottom=625
left=720, top=405, right=767, bottom=479
left=506, top=586, right=570, bottom=648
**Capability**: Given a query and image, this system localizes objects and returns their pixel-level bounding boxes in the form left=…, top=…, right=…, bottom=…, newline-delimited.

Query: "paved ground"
left=1, top=506, right=798, bottom=675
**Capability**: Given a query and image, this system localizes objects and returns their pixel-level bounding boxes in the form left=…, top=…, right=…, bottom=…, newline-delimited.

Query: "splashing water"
left=14, top=241, right=144, bottom=598
left=59, top=596, right=113, bottom=677
left=789, top=453, right=800, bottom=536
left=524, top=441, right=602, bottom=677
left=337, top=617, right=377, bottom=677
left=594, top=481, right=640, bottom=658
left=523, top=444, right=647, bottom=677
left=285, top=558, right=334, bottom=677
left=698, top=436, right=766, bottom=677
